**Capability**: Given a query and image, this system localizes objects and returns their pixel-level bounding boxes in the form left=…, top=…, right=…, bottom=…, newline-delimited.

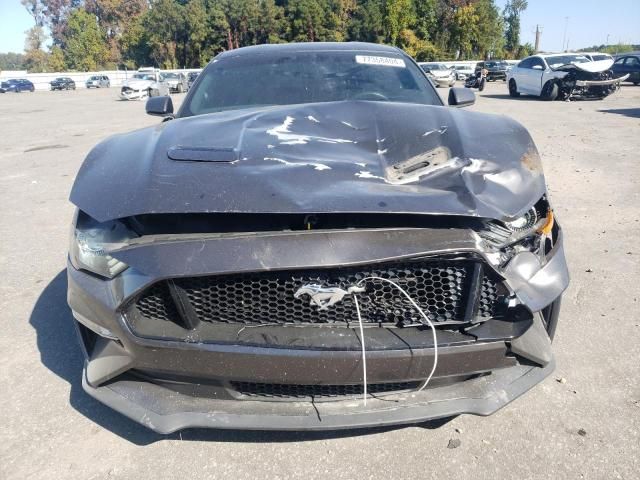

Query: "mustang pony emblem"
left=294, top=284, right=365, bottom=310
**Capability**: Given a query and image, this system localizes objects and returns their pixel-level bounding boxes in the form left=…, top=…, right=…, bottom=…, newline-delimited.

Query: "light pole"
left=562, top=17, right=569, bottom=52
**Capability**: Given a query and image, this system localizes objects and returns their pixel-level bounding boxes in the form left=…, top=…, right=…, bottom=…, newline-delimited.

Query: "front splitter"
left=82, top=359, right=555, bottom=434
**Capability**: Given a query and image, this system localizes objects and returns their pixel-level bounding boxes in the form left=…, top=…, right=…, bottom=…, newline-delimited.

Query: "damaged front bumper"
left=119, top=87, right=147, bottom=100
left=575, top=74, right=629, bottom=87
left=67, top=224, right=568, bottom=433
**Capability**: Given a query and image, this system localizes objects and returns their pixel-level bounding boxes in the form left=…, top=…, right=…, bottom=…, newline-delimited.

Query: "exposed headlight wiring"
left=352, top=276, right=439, bottom=404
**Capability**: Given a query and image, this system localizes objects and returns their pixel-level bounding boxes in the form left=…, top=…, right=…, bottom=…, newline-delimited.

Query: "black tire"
left=509, top=79, right=520, bottom=97
left=107, top=82, right=110, bottom=88
left=541, top=81, right=559, bottom=101
left=478, top=77, right=486, bottom=91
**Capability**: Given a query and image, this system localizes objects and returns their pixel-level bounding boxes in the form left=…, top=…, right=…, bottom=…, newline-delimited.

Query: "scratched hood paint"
left=70, top=101, right=546, bottom=222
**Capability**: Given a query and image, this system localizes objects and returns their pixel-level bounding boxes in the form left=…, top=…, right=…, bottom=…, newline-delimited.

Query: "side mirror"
left=448, top=87, right=475, bottom=107
left=146, top=95, right=173, bottom=117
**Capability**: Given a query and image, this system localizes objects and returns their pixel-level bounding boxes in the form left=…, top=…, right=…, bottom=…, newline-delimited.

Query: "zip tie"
left=352, top=294, right=367, bottom=405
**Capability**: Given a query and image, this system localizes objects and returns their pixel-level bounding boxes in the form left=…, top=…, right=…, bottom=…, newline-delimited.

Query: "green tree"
left=385, top=0, right=416, bottom=46
left=287, top=0, right=328, bottom=42
left=348, top=0, right=385, bottom=43
left=182, top=0, right=208, bottom=65
left=474, top=0, right=504, bottom=59
left=63, top=8, right=110, bottom=70
left=0, top=52, right=27, bottom=70
left=120, top=14, right=149, bottom=68
left=450, top=3, right=479, bottom=59
left=251, top=0, right=285, bottom=44
left=24, top=25, right=49, bottom=72
left=48, top=45, right=66, bottom=71
left=413, top=0, right=437, bottom=41
left=516, top=42, right=534, bottom=58
left=85, top=0, right=148, bottom=67
left=143, top=0, right=185, bottom=68
left=503, top=0, right=527, bottom=55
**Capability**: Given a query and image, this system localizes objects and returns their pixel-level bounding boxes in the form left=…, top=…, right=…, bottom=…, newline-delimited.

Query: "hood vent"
left=168, top=146, right=238, bottom=163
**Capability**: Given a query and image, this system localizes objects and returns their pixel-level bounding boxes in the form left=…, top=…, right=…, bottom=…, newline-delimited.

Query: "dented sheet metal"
left=70, top=101, right=546, bottom=222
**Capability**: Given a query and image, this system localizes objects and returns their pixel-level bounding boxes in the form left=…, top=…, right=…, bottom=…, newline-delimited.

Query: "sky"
left=0, top=0, right=639, bottom=54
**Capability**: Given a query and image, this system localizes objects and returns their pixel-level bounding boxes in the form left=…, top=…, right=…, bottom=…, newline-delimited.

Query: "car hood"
left=552, top=59, right=614, bottom=73
left=71, top=101, right=546, bottom=222
left=430, top=71, right=452, bottom=78
left=122, top=79, right=154, bottom=90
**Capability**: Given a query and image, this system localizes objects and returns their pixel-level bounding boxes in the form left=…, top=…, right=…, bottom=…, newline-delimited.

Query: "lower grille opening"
left=230, top=381, right=421, bottom=399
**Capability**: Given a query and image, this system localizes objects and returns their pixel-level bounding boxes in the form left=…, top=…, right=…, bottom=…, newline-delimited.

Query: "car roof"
left=216, top=42, right=402, bottom=61
left=538, top=53, right=588, bottom=58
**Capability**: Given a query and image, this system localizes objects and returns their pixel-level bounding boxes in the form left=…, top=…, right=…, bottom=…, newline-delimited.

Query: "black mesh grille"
left=478, top=275, right=507, bottom=318
left=134, top=260, right=506, bottom=327
left=230, top=381, right=420, bottom=399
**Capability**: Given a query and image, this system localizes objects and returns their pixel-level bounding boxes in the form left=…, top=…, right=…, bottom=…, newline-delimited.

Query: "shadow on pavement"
left=30, top=270, right=453, bottom=446
left=598, top=108, right=640, bottom=119
left=479, top=93, right=539, bottom=101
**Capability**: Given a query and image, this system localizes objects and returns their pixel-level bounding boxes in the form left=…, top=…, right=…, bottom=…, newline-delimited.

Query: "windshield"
left=133, top=74, right=155, bottom=81
left=163, top=73, right=179, bottom=79
left=424, top=64, right=447, bottom=71
left=183, top=51, right=440, bottom=116
left=546, top=55, right=590, bottom=68
left=591, top=54, right=610, bottom=61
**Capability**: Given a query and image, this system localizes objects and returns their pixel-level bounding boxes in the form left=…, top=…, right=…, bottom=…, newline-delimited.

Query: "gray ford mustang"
left=67, top=42, right=569, bottom=433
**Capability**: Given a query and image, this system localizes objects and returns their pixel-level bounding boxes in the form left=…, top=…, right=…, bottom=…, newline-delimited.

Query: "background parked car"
left=0, top=79, right=35, bottom=93
left=612, top=54, right=640, bottom=85
left=476, top=61, right=508, bottom=81
left=418, top=62, right=456, bottom=87
left=162, top=72, right=188, bottom=93
left=187, top=71, right=201, bottom=90
left=452, top=64, right=475, bottom=80
left=85, top=75, right=110, bottom=88
left=582, top=52, right=613, bottom=62
left=50, top=77, right=76, bottom=91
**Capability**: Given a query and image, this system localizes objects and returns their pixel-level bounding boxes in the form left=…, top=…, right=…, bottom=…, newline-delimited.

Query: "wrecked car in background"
left=68, top=42, right=569, bottom=433
left=508, top=53, right=628, bottom=100
left=120, top=69, right=169, bottom=100
left=418, top=62, right=456, bottom=87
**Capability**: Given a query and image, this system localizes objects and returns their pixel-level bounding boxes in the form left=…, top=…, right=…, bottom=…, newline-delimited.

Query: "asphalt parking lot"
left=1, top=82, right=639, bottom=479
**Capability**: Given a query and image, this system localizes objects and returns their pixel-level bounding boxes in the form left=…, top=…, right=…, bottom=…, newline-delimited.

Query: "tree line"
left=12, top=0, right=533, bottom=72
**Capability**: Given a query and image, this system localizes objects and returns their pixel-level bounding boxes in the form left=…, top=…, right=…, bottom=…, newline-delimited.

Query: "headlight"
left=504, top=207, right=539, bottom=232
left=69, top=211, right=135, bottom=278
left=480, top=201, right=555, bottom=250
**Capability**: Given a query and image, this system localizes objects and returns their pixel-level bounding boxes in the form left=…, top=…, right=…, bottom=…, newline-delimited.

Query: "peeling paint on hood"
left=70, top=100, right=546, bottom=222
